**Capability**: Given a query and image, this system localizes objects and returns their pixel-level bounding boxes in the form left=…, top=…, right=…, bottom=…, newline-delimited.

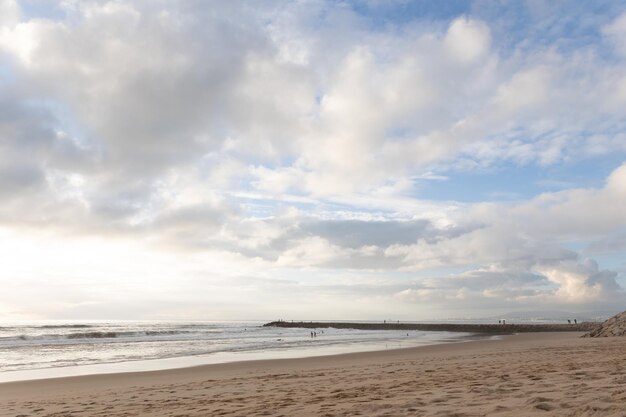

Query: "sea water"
left=0, top=321, right=470, bottom=382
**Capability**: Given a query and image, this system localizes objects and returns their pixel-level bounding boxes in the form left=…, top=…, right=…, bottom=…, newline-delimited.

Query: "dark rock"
left=264, top=321, right=599, bottom=334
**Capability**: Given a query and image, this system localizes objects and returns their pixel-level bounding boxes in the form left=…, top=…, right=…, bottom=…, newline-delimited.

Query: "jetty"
left=263, top=321, right=599, bottom=334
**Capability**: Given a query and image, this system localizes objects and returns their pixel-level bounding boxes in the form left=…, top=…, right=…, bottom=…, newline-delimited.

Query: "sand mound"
left=584, top=310, right=626, bottom=337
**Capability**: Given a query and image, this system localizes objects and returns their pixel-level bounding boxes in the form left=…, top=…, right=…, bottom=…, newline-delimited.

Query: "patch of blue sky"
left=414, top=154, right=626, bottom=203
left=385, top=126, right=412, bottom=140
left=239, top=201, right=283, bottom=219
left=591, top=254, right=626, bottom=274
left=235, top=192, right=390, bottom=219
left=233, top=191, right=321, bottom=218
left=17, top=0, right=66, bottom=21
left=0, top=61, right=15, bottom=85
left=24, top=96, right=95, bottom=149
left=561, top=241, right=588, bottom=253
left=347, top=0, right=472, bottom=29
left=347, top=1, right=624, bottom=61
left=583, top=228, right=626, bottom=254
left=566, top=242, right=626, bottom=274
left=472, top=1, right=621, bottom=51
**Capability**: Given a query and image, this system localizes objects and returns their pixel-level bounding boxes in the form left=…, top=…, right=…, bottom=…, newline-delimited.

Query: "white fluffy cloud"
left=0, top=0, right=19, bottom=28
left=394, top=259, right=622, bottom=311
left=2, top=2, right=625, bottom=203
left=444, top=17, right=491, bottom=63
left=604, top=11, right=626, bottom=56
left=535, top=259, right=620, bottom=304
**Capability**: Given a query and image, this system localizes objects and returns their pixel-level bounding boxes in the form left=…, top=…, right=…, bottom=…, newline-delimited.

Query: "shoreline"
left=0, top=320, right=599, bottom=384
left=5, top=332, right=626, bottom=416
left=0, top=329, right=482, bottom=384
left=0, top=332, right=571, bottom=391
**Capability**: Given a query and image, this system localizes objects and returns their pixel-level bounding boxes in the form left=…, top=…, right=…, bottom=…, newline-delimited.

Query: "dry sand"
left=2, top=332, right=626, bottom=416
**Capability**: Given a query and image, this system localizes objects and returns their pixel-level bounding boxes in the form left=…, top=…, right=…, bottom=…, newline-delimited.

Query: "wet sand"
left=2, top=332, right=626, bottom=416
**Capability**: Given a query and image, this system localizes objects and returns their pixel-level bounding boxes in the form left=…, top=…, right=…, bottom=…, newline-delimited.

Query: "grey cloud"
left=0, top=1, right=319, bottom=237
left=16, top=1, right=306, bottom=175
left=422, top=269, right=552, bottom=291
left=0, top=163, right=44, bottom=196
left=0, top=87, right=92, bottom=227
left=394, top=260, right=625, bottom=310
left=302, top=218, right=482, bottom=249
left=301, top=219, right=436, bottom=248
left=586, top=270, right=621, bottom=292
left=220, top=217, right=483, bottom=269
left=585, top=232, right=626, bottom=254
left=87, top=178, right=157, bottom=220
left=147, top=202, right=237, bottom=247
left=215, top=211, right=593, bottom=273
left=390, top=269, right=555, bottom=308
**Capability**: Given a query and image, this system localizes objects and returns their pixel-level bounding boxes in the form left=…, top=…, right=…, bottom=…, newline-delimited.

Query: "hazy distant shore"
left=264, top=320, right=600, bottom=334
left=4, top=332, right=626, bottom=416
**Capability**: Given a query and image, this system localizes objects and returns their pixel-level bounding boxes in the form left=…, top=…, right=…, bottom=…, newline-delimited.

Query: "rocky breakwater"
left=583, top=310, right=626, bottom=337
left=265, top=321, right=599, bottom=335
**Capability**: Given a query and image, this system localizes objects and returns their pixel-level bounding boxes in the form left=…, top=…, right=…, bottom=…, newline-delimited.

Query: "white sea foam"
left=0, top=321, right=471, bottom=381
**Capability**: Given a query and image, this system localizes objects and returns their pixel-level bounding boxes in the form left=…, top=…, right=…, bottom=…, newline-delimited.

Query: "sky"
left=1, top=0, right=626, bottom=321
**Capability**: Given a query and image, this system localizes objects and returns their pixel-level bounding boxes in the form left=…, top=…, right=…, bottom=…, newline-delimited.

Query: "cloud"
left=1, top=1, right=316, bottom=180
left=381, top=163, right=626, bottom=274
left=494, top=66, right=551, bottom=115
left=585, top=232, right=626, bottom=254
left=2, top=1, right=625, bottom=213
left=301, top=219, right=436, bottom=248
left=394, top=267, right=550, bottom=305
left=394, top=259, right=623, bottom=309
left=0, top=1, right=625, bottom=319
left=506, top=162, right=626, bottom=239
left=535, top=259, right=621, bottom=304
left=444, top=17, right=491, bottom=63
left=142, top=160, right=626, bottom=278
left=0, top=0, right=19, bottom=28
left=603, top=11, right=626, bottom=56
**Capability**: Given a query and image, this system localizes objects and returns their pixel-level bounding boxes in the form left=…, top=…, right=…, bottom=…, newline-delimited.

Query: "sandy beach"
left=2, top=332, right=626, bottom=416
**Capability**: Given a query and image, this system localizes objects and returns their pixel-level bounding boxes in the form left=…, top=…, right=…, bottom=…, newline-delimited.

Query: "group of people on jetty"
left=498, top=318, right=578, bottom=324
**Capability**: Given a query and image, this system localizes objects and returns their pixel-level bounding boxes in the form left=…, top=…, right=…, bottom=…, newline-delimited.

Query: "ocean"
left=0, top=321, right=471, bottom=382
